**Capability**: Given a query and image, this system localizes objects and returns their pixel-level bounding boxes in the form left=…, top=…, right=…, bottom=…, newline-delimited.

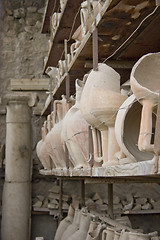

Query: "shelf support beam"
left=108, top=183, right=114, bottom=219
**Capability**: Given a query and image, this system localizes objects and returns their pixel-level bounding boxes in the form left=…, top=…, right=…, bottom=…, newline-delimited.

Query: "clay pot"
left=80, top=63, right=126, bottom=167
left=114, top=231, right=121, bottom=240
left=61, top=79, right=90, bottom=169
left=54, top=204, right=75, bottom=240
left=69, top=211, right=91, bottom=240
left=70, top=41, right=81, bottom=60
left=130, top=52, right=160, bottom=153
left=115, top=94, right=155, bottom=163
left=128, top=232, right=150, bottom=240
left=61, top=209, right=81, bottom=240
left=102, top=227, right=115, bottom=240
left=36, top=121, right=52, bottom=170
left=80, top=0, right=103, bottom=36
left=58, top=60, right=66, bottom=77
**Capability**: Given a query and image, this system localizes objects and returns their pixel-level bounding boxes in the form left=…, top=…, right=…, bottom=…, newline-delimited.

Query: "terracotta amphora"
left=128, top=232, right=150, bottom=240
left=61, top=79, right=90, bottom=169
left=115, top=94, right=155, bottom=163
left=45, top=96, right=74, bottom=169
left=80, top=63, right=126, bottom=167
left=130, top=52, right=160, bottom=154
left=102, top=227, right=115, bottom=240
left=61, top=209, right=81, bottom=240
left=54, top=204, right=75, bottom=240
left=69, top=211, right=91, bottom=240
left=36, top=121, right=52, bottom=170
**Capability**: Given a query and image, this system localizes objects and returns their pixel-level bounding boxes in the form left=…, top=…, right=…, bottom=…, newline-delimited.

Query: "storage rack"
left=40, top=0, right=160, bottom=222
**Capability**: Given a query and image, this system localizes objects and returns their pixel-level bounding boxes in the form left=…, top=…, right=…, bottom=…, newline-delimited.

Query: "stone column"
left=1, top=92, right=37, bottom=240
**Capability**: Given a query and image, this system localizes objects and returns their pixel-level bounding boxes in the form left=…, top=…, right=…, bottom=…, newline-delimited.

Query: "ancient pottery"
left=54, top=204, right=75, bottom=240
left=61, top=209, right=81, bottom=240
left=69, top=211, right=91, bottom=240
left=62, top=79, right=90, bottom=169
left=115, top=94, right=155, bottom=163
left=102, top=227, right=115, bottom=240
left=80, top=63, right=126, bottom=167
left=128, top=232, right=150, bottom=240
left=130, top=52, right=160, bottom=154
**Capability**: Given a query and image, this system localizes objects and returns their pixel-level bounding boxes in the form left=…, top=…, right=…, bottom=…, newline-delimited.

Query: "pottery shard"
left=48, top=185, right=60, bottom=193
left=50, top=199, right=59, bottom=205
left=42, top=198, right=48, bottom=208
left=135, top=198, right=148, bottom=205
left=132, top=204, right=142, bottom=211
left=48, top=203, right=58, bottom=209
left=86, top=198, right=94, bottom=206
left=141, top=203, right=152, bottom=210
left=35, top=238, right=44, bottom=240
left=92, top=193, right=101, bottom=201
left=62, top=201, right=69, bottom=210
left=33, top=200, right=42, bottom=208
left=126, top=194, right=134, bottom=203
left=37, top=195, right=45, bottom=202
left=95, top=198, right=103, bottom=205
left=123, top=201, right=133, bottom=211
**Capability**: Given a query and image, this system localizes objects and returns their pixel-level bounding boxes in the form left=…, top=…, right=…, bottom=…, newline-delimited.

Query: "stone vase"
left=61, top=79, right=90, bottom=169
left=61, top=209, right=81, bottom=240
left=130, top=52, right=160, bottom=154
left=54, top=204, right=75, bottom=240
left=80, top=63, right=126, bottom=167
left=69, top=211, right=91, bottom=240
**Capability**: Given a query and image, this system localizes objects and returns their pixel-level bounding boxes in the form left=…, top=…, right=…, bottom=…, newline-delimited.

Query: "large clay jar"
left=45, top=96, right=73, bottom=169
left=80, top=63, right=126, bottom=167
left=36, top=121, right=52, bottom=170
left=119, top=230, right=129, bottom=240
left=61, top=209, right=81, bottom=240
left=115, top=94, right=155, bottom=163
left=102, top=227, right=115, bottom=240
left=54, top=204, right=75, bottom=240
left=128, top=232, right=150, bottom=240
left=69, top=211, right=91, bottom=240
left=62, top=79, right=90, bottom=169
left=130, top=52, right=160, bottom=153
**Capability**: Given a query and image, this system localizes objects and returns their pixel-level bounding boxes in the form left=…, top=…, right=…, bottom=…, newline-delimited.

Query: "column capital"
left=2, top=92, right=38, bottom=107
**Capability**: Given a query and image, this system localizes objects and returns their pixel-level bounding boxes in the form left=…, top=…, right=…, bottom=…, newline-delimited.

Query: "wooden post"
left=80, top=179, right=85, bottom=207
left=92, top=26, right=98, bottom=71
left=154, top=92, right=160, bottom=173
left=59, top=178, right=63, bottom=221
left=64, top=39, right=70, bottom=102
left=108, top=184, right=114, bottom=219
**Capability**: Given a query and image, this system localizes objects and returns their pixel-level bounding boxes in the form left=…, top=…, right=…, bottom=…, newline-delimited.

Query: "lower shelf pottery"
left=69, top=211, right=91, bottom=240
left=86, top=222, right=105, bottom=240
left=54, top=204, right=75, bottom=240
left=102, top=227, right=115, bottom=240
left=61, top=209, right=81, bottom=240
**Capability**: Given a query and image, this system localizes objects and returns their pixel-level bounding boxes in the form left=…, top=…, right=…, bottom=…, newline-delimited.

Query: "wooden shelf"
left=123, top=210, right=160, bottom=215
left=43, top=0, right=82, bottom=73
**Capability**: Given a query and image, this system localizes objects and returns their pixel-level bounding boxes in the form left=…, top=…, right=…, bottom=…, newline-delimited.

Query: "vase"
left=130, top=52, right=160, bottom=154
left=69, top=211, right=91, bottom=240
left=61, top=209, right=81, bottom=240
left=86, top=222, right=103, bottom=240
left=80, top=63, right=126, bottom=167
left=36, top=121, right=52, bottom=170
left=115, top=94, right=155, bottom=163
left=61, top=79, right=90, bottom=169
left=54, top=204, right=75, bottom=240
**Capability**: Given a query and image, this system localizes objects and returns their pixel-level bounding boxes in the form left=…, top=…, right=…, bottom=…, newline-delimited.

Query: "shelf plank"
left=123, top=210, right=160, bottom=215
left=43, top=0, right=82, bottom=72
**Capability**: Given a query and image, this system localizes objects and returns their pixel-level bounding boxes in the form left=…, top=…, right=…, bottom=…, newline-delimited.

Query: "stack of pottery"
left=61, top=79, right=90, bottom=169
left=80, top=63, right=126, bottom=167
left=80, top=0, right=104, bottom=37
